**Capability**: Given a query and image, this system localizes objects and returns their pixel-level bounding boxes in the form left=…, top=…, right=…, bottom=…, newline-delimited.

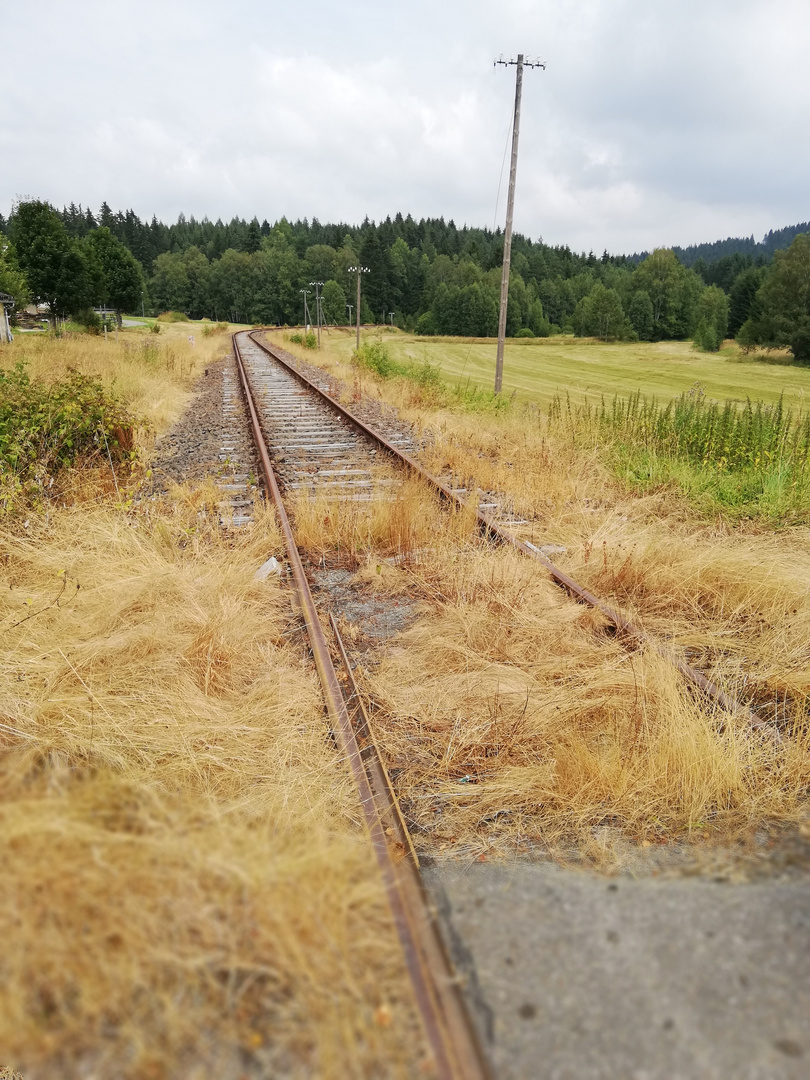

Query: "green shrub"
left=352, top=340, right=405, bottom=378
left=515, top=327, right=535, bottom=338
left=0, top=362, right=140, bottom=507
left=288, top=331, right=317, bottom=349
left=72, top=308, right=102, bottom=333
left=156, top=311, right=190, bottom=323
left=150, top=322, right=161, bottom=334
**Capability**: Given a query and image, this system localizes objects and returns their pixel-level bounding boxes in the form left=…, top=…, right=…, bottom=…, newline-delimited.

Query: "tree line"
left=0, top=200, right=808, bottom=360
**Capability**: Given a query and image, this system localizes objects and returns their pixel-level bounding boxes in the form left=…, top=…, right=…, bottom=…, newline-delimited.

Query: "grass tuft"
left=550, top=388, right=810, bottom=520
left=0, top=495, right=423, bottom=1077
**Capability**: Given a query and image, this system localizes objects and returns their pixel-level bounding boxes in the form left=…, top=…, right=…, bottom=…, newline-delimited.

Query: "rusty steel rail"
left=248, top=329, right=775, bottom=736
left=233, top=333, right=492, bottom=1080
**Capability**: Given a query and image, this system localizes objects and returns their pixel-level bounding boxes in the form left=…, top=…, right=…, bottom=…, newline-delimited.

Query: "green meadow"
left=313, top=329, right=810, bottom=521
left=325, top=330, right=810, bottom=410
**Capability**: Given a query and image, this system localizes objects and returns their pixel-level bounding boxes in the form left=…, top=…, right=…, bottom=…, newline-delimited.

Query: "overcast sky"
left=2, top=0, right=808, bottom=254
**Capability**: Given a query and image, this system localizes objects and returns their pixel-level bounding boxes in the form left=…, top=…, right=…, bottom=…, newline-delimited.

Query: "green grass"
left=327, top=332, right=810, bottom=411
left=550, top=389, right=810, bottom=521
left=317, top=329, right=810, bottom=521
left=351, top=339, right=510, bottom=412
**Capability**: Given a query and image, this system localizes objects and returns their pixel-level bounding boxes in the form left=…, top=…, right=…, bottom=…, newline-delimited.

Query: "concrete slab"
left=423, top=858, right=810, bottom=1080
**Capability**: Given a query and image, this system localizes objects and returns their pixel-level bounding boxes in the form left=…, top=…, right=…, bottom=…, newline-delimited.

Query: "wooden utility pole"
left=348, top=266, right=370, bottom=350
left=494, top=54, right=544, bottom=394
left=309, top=281, right=324, bottom=348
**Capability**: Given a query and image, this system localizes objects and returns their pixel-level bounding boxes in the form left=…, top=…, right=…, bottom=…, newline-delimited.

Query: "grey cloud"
left=1, top=0, right=807, bottom=253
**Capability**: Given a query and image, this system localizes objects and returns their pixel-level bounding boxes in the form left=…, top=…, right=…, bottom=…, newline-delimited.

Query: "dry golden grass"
left=355, top=544, right=809, bottom=856
left=2, top=324, right=232, bottom=437
left=269, top=333, right=810, bottom=856
left=0, top=493, right=425, bottom=1078
left=290, top=477, right=476, bottom=565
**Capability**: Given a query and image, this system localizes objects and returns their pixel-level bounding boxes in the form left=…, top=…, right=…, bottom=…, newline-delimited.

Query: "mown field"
left=320, top=328, right=810, bottom=410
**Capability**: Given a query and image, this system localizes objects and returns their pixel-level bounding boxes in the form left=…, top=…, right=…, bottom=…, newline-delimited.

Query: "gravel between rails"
left=256, top=333, right=422, bottom=449
left=149, top=352, right=259, bottom=525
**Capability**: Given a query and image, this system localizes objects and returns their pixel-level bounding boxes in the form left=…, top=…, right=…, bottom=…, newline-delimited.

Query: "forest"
left=0, top=201, right=808, bottom=359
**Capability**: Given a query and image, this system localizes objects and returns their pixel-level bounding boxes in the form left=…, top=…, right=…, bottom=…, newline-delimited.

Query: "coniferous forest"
left=0, top=201, right=808, bottom=360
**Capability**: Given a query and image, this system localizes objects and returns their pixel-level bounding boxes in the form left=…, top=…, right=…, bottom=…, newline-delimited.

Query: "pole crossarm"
left=493, top=52, right=544, bottom=394
left=494, top=55, right=546, bottom=69
left=0, top=292, right=14, bottom=309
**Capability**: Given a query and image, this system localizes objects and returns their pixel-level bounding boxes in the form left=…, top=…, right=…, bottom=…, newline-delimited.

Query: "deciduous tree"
left=9, top=200, right=93, bottom=325
left=693, top=285, right=729, bottom=351
left=753, top=233, right=810, bottom=362
left=86, top=227, right=144, bottom=326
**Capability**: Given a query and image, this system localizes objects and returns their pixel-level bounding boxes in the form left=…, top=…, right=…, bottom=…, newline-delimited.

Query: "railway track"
left=233, top=331, right=492, bottom=1080
left=237, top=331, right=772, bottom=735
left=229, top=329, right=791, bottom=1077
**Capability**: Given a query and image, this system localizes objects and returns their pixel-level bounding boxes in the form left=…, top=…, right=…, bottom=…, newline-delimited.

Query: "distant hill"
left=628, top=221, right=810, bottom=267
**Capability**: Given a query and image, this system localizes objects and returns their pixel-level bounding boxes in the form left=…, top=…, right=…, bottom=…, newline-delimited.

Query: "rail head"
left=232, top=331, right=493, bottom=1080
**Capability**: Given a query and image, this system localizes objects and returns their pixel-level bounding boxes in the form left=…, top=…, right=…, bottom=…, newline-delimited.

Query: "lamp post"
left=347, top=266, right=370, bottom=350
left=389, top=312, right=395, bottom=327
left=346, top=302, right=353, bottom=327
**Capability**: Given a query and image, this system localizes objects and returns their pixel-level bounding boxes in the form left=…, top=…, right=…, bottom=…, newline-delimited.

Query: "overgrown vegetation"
left=0, top=327, right=424, bottom=1075
left=0, top=495, right=422, bottom=1077
left=0, top=362, right=138, bottom=507
left=202, top=320, right=229, bottom=336
left=351, top=338, right=510, bottom=412
left=285, top=440, right=810, bottom=859
left=550, top=386, right=810, bottom=520
left=287, top=329, right=317, bottom=348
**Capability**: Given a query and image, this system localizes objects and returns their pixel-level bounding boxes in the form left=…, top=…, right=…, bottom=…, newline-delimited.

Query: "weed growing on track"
left=288, top=466, right=810, bottom=858
left=291, top=475, right=477, bottom=563
left=0, top=494, right=423, bottom=1078
left=271, top=331, right=810, bottom=859
left=357, top=543, right=810, bottom=856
